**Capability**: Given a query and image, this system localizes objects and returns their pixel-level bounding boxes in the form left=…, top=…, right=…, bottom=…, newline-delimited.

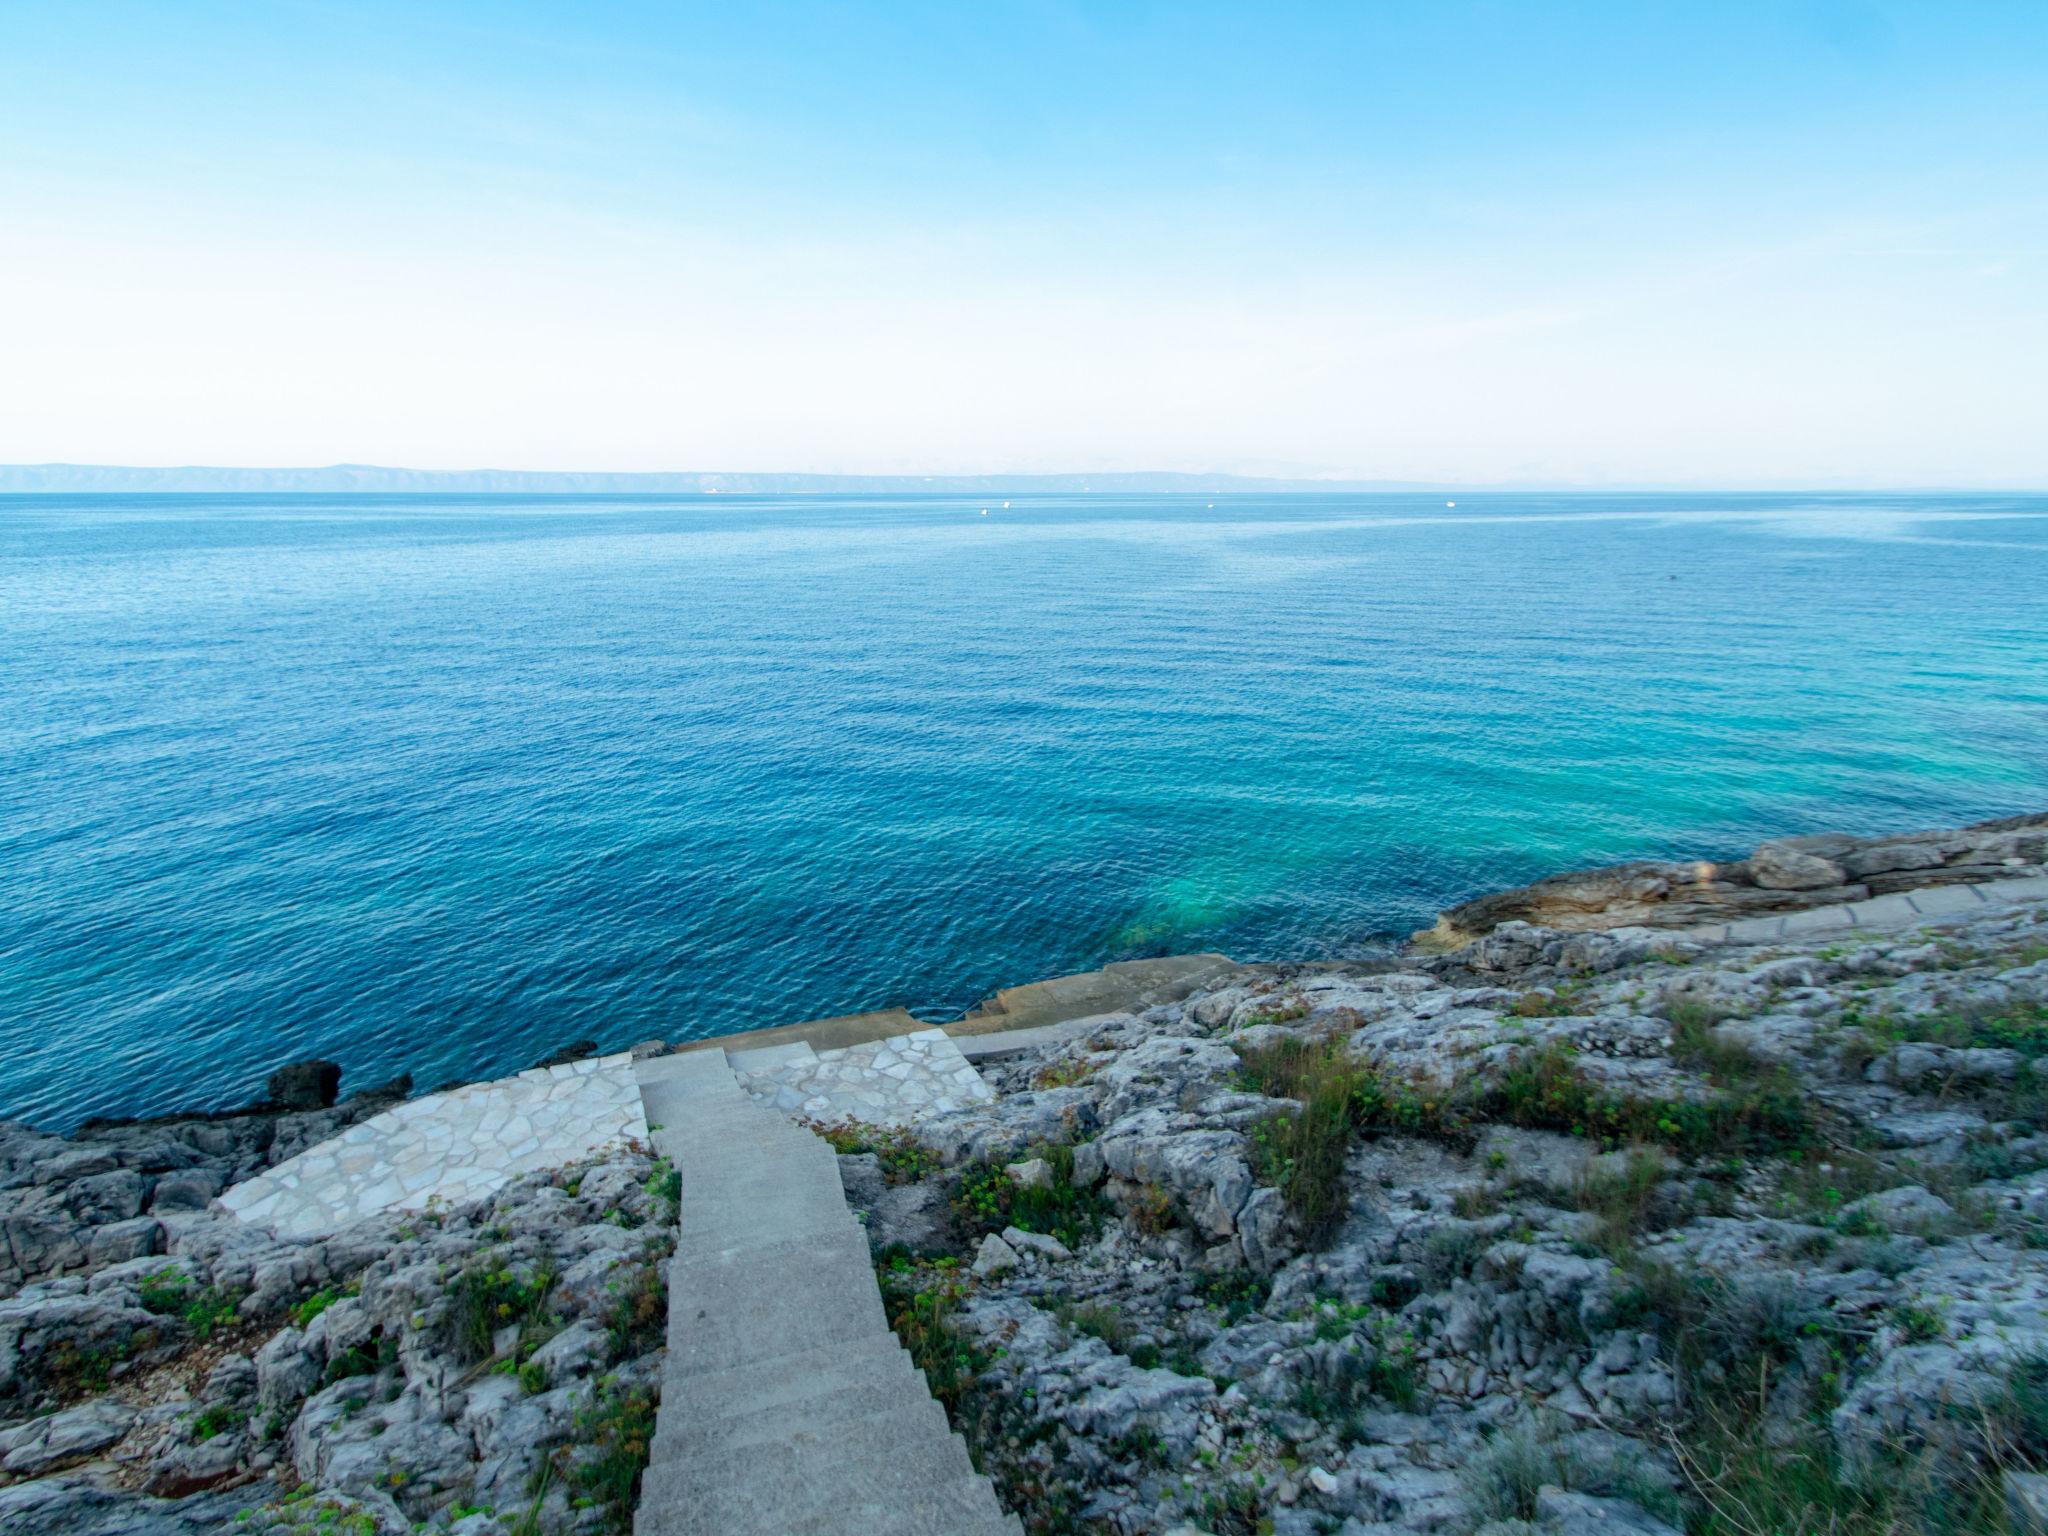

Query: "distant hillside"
left=0, top=463, right=1449, bottom=495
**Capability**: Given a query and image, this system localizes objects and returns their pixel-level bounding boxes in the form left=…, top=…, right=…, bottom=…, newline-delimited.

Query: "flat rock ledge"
left=1421, top=810, right=2048, bottom=946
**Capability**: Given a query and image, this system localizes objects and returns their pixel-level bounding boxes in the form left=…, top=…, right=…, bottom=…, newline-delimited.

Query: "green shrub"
left=137, top=1267, right=242, bottom=1341
left=1577, top=1148, right=1674, bottom=1257
left=877, top=1260, right=984, bottom=1411
left=1488, top=1042, right=1810, bottom=1155
left=951, top=1143, right=1106, bottom=1250
left=1192, top=1268, right=1271, bottom=1323
left=600, top=1259, right=667, bottom=1364
left=1237, top=1036, right=1454, bottom=1246
left=192, top=1402, right=248, bottom=1442
left=811, top=1119, right=941, bottom=1184
left=449, top=1257, right=557, bottom=1363
left=564, top=1380, right=656, bottom=1534
left=1056, top=1301, right=1127, bottom=1352
left=642, top=1158, right=680, bottom=1220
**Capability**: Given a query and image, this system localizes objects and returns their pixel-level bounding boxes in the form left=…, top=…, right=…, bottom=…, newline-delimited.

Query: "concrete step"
left=725, top=1039, right=819, bottom=1073
left=648, top=1396, right=958, bottom=1500
left=659, top=1354, right=929, bottom=1459
left=676, top=1179, right=860, bottom=1239
left=657, top=1330, right=915, bottom=1418
left=670, top=1220, right=873, bottom=1283
left=639, top=1410, right=977, bottom=1535
left=664, top=1274, right=889, bottom=1376
left=793, top=1475, right=1024, bottom=1536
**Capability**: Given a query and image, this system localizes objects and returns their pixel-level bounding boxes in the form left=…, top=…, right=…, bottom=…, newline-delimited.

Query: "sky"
left=1, top=1, right=2044, bottom=486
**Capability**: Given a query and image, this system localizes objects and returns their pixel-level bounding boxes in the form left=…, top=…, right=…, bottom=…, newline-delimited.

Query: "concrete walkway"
left=633, top=1050, right=1020, bottom=1536
left=1674, top=874, right=2048, bottom=946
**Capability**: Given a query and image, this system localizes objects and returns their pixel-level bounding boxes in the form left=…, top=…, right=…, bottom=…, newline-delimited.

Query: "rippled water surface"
left=5, top=492, right=2045, bottom=1128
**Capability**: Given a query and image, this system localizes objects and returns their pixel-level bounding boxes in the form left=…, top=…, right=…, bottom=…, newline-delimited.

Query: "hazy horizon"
left=5, top=462, right=2048, bottom=495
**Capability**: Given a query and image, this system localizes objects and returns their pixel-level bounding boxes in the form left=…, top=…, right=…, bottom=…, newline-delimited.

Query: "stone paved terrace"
left=1668, top=873, right=2048, bottom=946
left=729, top=1028, right=995, bottom=1126
left=217, top=1053, right=646, bottom=1239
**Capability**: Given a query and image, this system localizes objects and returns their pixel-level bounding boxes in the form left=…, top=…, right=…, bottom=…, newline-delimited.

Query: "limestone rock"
left=1749, top=840, right=1849, bottom=891
left=973, top=1232, right=1020, bottom=1277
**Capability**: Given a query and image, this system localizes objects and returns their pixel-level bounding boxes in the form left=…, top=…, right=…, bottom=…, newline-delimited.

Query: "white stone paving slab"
left=219, top=1053, right=647, bottom=1239
left=729, top=1028, right=996, bottom=1127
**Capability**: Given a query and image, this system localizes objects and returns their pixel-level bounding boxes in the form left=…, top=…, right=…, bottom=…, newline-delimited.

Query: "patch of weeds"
left=1056, top=1300, right=1128, bottom=1352
left=1366, top=1318, right=1423, bottom=1408
left=1577, top=1148, right=1674, bottom=1258
left=1674, top=1408, right=2010, bottom=1536
left=323, top=1333, right=397, bottom=1386
left=1110, top=1424, right=1170, bottom=1467
left=952, top=1142, right=1106, bottom=1250
left=49, top=1335, right=135, bottom=1398
left=1238, top=1036, right=1456, bottom=1247
left=1895, top=1301, right=1946, bottom=1343
left=877, top=1257, right=985, bottom=1411
left=559, top=1380, right=654, bottom=1535
left=1240, top=996, right=1310, bottom=1028
left=449, top=1256, right=558, bottom=1363
left=1127, top=1184, right=1176, bottom=1236
left=193, top=1402, right=248, bottom=1441
left=1197, top=1479, right=1271, bottom=1535
left=289, top=1290, right=338, bottom=1330
left=137, top=1267, right=242, bottom=1341
left=1031, top=1057, right=1099, bottom=1090
left=1419, top=1225, right=1488, bottom=1288
left=812, top=1119, right=941, bottom=1184
left=1486, top=1042, right=1810, bottom=1155
left=1310, top=1297, right=1375, bottom=1342
left=642, top=1158, right=680, bottom=1220
left=1452, top=1182, right=1505, bottom=1219
left=600, top=1257, right=667, bottom=1364
left=1508, top=981, right=1589, bottom=1019
left=1193, top=1268, right=1271, bottom=1323
left=1462, top=1418, right=1676, bottom=1527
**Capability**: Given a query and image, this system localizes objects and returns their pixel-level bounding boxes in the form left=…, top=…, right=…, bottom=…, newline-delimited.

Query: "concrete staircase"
left=632, top=1050, right=1020, bottom=1536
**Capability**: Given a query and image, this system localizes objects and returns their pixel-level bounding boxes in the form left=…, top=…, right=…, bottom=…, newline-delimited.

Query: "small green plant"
left=1487, top=1041, right=1810, bottom=1154
left=192, top=1402, right=248, bottom=1441
left=812, top=1119, right=942, bottom=1184
left=1577, top=1148, right=1673, bottom=1257
left=137, top=1266, right=241, bottom=1340
left=601, top=1257, right=668, bottom=1364
left=1192, top=1268, right=1271, bottom=1323
left=562, top=1381, right=656, bottom=1534
left=1056, top=1300, right=1128, bottom=1352
left=449, top=1256, right=558, bottom=1362
left=1508, top=982, right=1588, bottom=1019
left=1031, top=1057, right=1099, bottom=1089
left=951, top=1142, right=1106, bottom=1250
left=643, top=1158, right=680, bottom=1219
left=1237, top=1036, right=1453, bottom=1246
left=877, top=1259, right=985, bottom=1410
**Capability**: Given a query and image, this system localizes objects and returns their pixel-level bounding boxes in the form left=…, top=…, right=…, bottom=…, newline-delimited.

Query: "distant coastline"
left=2, top=464, right=2029, bottom=495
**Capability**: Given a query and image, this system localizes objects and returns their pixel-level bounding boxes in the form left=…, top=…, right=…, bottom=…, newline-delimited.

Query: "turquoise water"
left=3, top=492, right=2045, bottom=1130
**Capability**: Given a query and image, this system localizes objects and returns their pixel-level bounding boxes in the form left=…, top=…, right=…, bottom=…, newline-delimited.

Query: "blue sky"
left=2, top=2, right=2044, bottom=483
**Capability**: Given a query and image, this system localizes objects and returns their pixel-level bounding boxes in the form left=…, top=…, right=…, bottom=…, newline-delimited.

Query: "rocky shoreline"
left=6, top=810, right=2048, bottom=1535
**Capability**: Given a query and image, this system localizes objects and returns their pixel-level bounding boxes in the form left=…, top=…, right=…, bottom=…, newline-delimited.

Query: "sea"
left=4, top=491, right=2045, bottom=1130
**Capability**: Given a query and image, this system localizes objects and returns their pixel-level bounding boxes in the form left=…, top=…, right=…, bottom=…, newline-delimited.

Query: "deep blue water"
left=4, top=492, right=2045, bottom=1130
